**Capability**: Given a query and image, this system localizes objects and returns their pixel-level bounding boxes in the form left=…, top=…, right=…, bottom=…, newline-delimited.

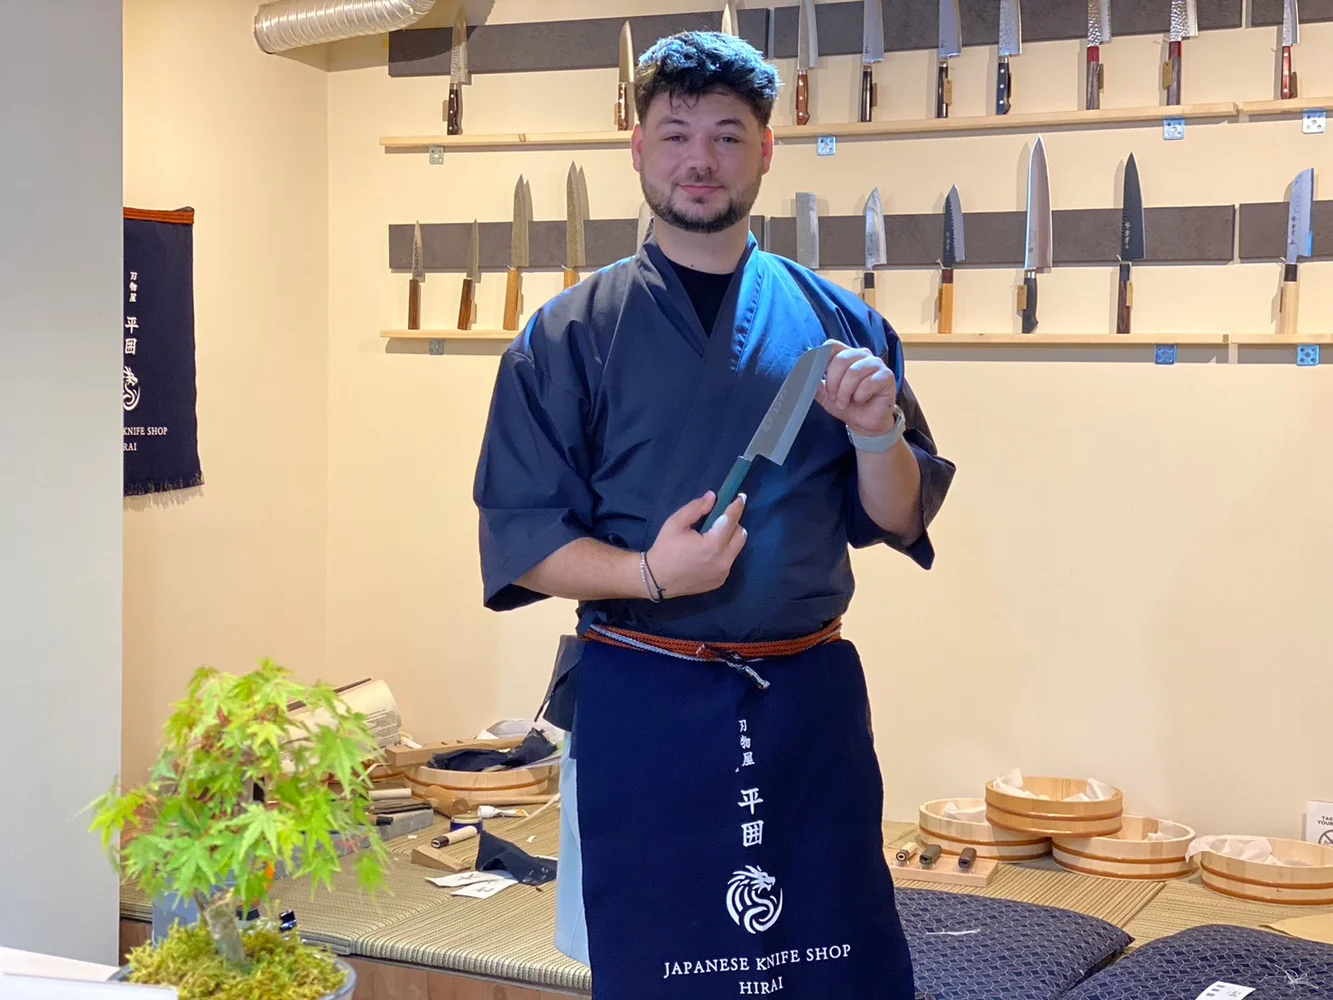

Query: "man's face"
left=631, top=87, right=773, bottom=235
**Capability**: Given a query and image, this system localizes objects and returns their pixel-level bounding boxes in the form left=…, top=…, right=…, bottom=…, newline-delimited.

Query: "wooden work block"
left=411, top=843, right=474, bottom=873
left=886, top=853, right=999, bottom=888
left=385, top=736, right=524, bottom=768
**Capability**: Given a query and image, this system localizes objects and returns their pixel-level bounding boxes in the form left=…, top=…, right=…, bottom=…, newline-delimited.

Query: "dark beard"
left=642, top=174, right=760, bottom=235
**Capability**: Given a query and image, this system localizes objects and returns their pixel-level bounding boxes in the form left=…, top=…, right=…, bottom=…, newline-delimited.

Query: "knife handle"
left=408, top=278, right=421, bottom=331
left=859, top=67, right=875, bottom=123
left=939, top=270, right=954, bottom=335
left=1019, top=271, right=1038, bottom=334
left=796, top=70, right=810, bottom=125
left=1086, top=48, right=1102, bottom=111
left=702, top=456, right=752, bottom=533
left=1115, top=263, right=1133, bottom=336
left=1278, top=263, right=1300, bottom=337
left=1165, top=41, right=1182, bottom=105
left=861, top=270, right=877, bottom=312
left=936, top=61, right=950, bottom=119
left=616, top=83, right=630, bottom=131
left=563, top=268, right=579, bottom=290
left=503, top=267, right=522, bottom=331
left=996, top=58, right=1012, bottom=116
left=1281, top=48, right=1295, bottom=101
left=447, top=84, right=462, bottom=135
left=456, top=277, right=474, bottom=331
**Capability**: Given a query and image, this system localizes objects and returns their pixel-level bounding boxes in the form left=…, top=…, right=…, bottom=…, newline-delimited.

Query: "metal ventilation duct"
left=254, top=0, right=436, bottom=54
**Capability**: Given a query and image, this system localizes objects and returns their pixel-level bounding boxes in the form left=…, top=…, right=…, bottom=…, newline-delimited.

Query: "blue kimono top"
left=474, top=231, right=955, bottom=645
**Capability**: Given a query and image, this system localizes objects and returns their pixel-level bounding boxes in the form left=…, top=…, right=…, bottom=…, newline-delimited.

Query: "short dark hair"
left=634, top=31, right=780, bottom=129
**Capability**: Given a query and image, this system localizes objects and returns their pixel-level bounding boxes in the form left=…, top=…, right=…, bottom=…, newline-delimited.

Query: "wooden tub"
left=918, top=797, right=1051, bottom=861
left=403, top=760, right=560, bottom=815
left=985, top=775, right=1124, bottom=838
left=1052, top=816, right=1195, bottom=879
left=1199, top=838, right=1333, bottom=905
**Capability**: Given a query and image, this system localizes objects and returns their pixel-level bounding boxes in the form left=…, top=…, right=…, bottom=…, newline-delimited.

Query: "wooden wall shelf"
left=383, top=329, right=516, bottom=341
left=898, top=333, right=1228, bottom=347
left=380, top=103, right=1239, bottom=153
left=1229, top=333, right=1333, bottom=345
left=1240, top=98, right=1333, bottom=118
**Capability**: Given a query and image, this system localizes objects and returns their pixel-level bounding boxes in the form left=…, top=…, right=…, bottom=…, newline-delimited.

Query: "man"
left=473, top=30, right=954, bottom=1000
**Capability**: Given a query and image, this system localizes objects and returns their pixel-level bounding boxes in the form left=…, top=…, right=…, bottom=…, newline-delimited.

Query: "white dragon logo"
left=726, top=866, right=783, bottom=934
left=123, top=366, right=140, bottom=412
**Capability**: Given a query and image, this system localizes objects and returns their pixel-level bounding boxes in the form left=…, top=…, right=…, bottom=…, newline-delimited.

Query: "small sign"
left=817, top=136, right=837, bottom=156
left=1306, top=800, right=1333, bottom=844
left=1303, top=110, right=1326, bottom=135
left=1163, top=117, right=1186, bottom=141
left=1194, top=984, right=1255, bottom=1000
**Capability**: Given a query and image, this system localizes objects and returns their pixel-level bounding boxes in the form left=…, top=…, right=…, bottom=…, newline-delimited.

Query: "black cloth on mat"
left=476, top=828, right=558, bottom=885
left=429, top=729, right=556, bottom=772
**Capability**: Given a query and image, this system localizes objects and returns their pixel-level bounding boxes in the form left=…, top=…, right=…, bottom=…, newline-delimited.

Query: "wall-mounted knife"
left=1278, top=167, right=1314, bottom=338
left=617, top=22, right=635, bottom=131
left=1281, top=0, right=1300, bottom=100
left=860, top=0, right=884, bottom=123
left=721, top=1, right=738, bottom=36
left=939, top=186, right=965, bottom=335
left=796, top=0, right=819, bottom=125
left=447, top=7, right=470, bottom=135
left=503, top=176, right=532, bottom=331
left=408, top=221, right=425, bottom=330
left=1116, top=154, right=1146, bottom=336
left=458, top=220, right=479, bottom=331
left=796, top=192, right=820, bottom=270
left=997, top=0, right=1021, bottom=115
left=1019, top=137, right=1051, bottom=334
left=862, top=187, right=886, bottom=311
left=1086, top=1, right=1111, bottom=111
left=1163, top=0, right=1197, bottom=106
left=937, top=0, right=962, bottom=118
left=565, top=163, right=589, bottom=289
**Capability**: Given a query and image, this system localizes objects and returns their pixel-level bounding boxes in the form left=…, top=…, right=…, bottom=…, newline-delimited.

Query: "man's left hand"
left=815, top=340, right=897, bottom=437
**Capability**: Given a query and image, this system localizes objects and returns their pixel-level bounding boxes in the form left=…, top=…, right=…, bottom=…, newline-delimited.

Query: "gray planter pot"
left=109, top=955, right=356, bottom=999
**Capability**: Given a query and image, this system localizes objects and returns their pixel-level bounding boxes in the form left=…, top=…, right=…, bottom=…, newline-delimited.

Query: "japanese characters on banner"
left=122, top=208, right=203, bottom=501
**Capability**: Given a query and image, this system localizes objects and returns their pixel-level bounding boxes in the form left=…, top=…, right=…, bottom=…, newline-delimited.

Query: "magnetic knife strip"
left=380, top=0, right=1333, bottom=79
left=387, top=202, right=1333, bottom=273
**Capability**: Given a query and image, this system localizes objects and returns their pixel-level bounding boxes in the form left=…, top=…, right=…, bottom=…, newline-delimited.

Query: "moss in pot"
left=88, top=659, right=391, bottom=1000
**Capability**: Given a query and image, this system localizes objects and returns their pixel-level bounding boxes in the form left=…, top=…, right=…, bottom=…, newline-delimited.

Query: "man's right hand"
left=645, top=491, right=748, bottom=599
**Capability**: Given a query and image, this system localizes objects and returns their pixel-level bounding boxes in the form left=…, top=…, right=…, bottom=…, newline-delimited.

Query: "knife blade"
left=939, top=186, right=964, bottom=334
left=701, top=343, right=836, bottom=532
left=862, top=187, right=886, bottom=311
left=457, top=219, right=479, bottom=331
left=795, top=192, right=820, bottom=270
left=1020, top=137, right=1051, bottom=334
left=997, top=0, right=1021, bottom=115
left=721, top=1, right=738, bottom=36
left=937, top=0, right=962, bottom=118
left=795, top=0, right=818, bottom=126
left=1164, top=0, right=1197, bottom=105
left=1116, top=155, right=1146, bottom=335
left=637, top=201, right=653, bottom=246
left=503, top=176, right=531, bottom=331
left=860, top=0, right=885, bottom=123
left=1086, top=0, right=1111, bottom=110
left=1279, top=167, right=1314, bottom=337
left=408, top=220, right=424, bottom=330
left=447, top=7, right=469, bottom=135
left=1282, top=0, right=1299, bottom=100
left=565, top=163, right=589, bottom=289
left=617, top=22, right=635, bottom=131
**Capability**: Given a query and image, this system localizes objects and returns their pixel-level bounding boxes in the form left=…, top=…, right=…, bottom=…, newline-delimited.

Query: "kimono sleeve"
left=844, top=325, right=957, bottom=568
left=473, top=343, right=596, bottom=611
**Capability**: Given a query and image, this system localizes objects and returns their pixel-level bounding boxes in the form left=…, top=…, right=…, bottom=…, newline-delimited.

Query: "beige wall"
left=121, top=0, right=331, bottom=785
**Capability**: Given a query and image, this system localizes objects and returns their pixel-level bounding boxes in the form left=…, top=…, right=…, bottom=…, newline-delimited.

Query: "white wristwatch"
left=847, top=405, right=906, bottom=453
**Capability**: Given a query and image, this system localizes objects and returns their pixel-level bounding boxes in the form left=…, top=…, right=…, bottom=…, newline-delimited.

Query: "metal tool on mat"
left=919, top=844, right=943, bottom=868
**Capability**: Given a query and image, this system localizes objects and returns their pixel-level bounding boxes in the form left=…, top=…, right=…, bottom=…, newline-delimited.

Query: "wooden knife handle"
left=1282, top=47, right=1294, bottom=101
left=616, top=83, right=630, bottom=131
left=456, top=277, right=474, bottom=330
left=862, top=270, right=877, bottom=312
left=447, top=84, right=462, bottom=135
left=702, top=456, right=753, bottom=533
left=563, top=268, right=579, bottom=289
left=1086, top=48, right=1102, bottom=111
left=936, top=62, right=950, bottom=118
left=408, top=278, right=421, bottom=330
left=1115, top=263, right=1132, bottom=336
left=1020, top=272, right=1039, bottom=334
left=939, top=270, right=954, bottom=335
left=859, top=67, right=875, bottom=123
left=1165, top=41, right=1182, bottom=105
left=796, top=70, right=810, bottom=125
left=1278, top=264, right=1300, bottom=337
left=996, top=58, right=1012, bottom=116
left=503, top=267, right=522, bottom=331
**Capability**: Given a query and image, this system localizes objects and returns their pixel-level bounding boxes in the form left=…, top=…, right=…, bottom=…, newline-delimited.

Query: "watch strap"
left=847, top=405, right=905, bottom=453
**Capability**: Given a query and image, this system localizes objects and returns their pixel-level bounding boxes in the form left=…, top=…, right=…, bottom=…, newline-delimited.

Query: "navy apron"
left=571, top=634, right=916, bottom=999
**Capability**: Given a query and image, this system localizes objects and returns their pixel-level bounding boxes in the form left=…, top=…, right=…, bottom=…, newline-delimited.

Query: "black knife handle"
left=447, top=84, right=462, bottom=135
left=996, top=58, right=1012, bottom=116
left=1116, top=262, right=1132, bottom=336
left=859, top=67, right=875, bottom=123
left=1086, top=50, right=1102, bottom=111
left=1020, top=271, right=1039, bottom=334
left=1166, top=41, right=1182, bottom=105
left=936, top=61, right=950, bottom=119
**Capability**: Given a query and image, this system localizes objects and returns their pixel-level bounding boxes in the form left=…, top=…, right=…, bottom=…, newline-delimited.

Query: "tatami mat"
left=1124, top=879, right=1333, bottom=948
